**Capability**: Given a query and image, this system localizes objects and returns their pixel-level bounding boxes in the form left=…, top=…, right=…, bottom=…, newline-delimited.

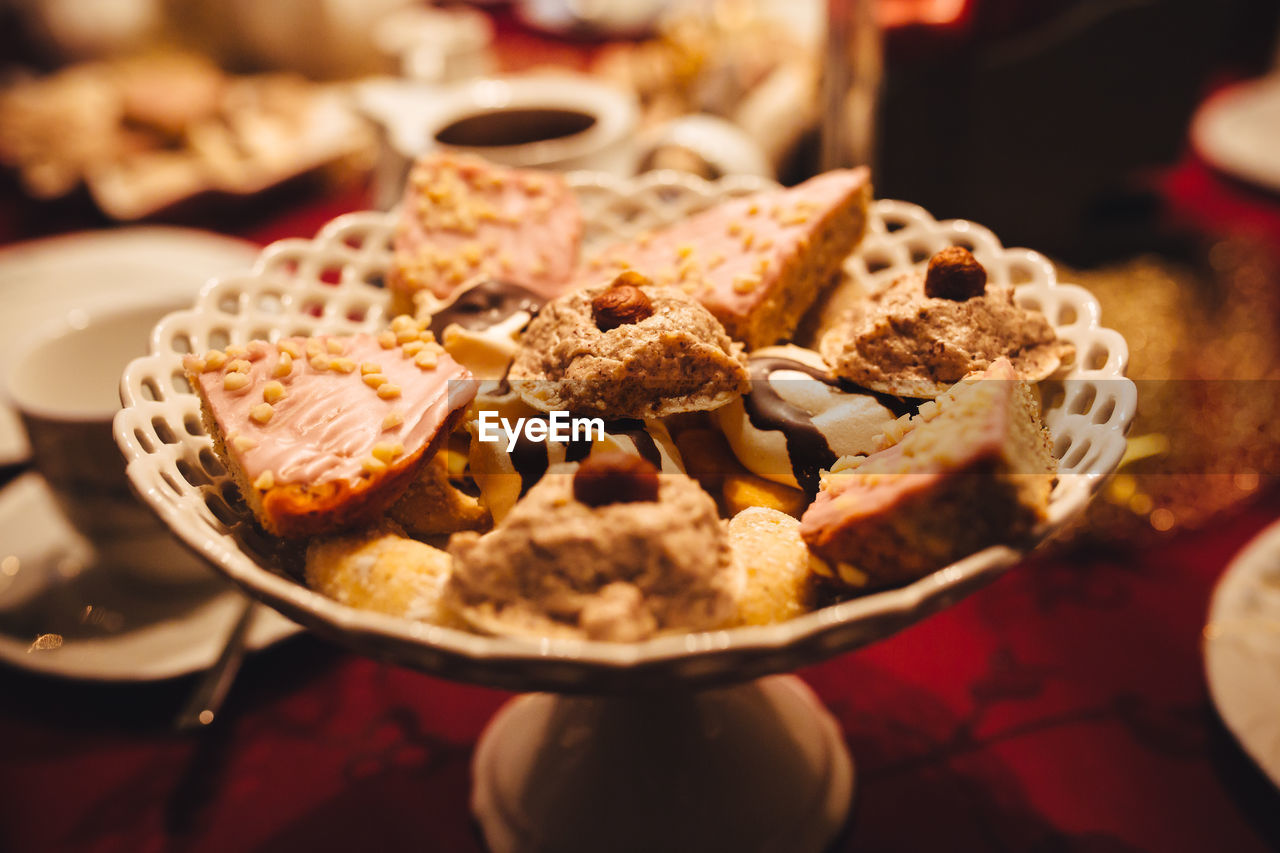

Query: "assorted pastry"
left=0, top=52, right=373, bottom=219
left=187, top=152, right=1073, bottom=642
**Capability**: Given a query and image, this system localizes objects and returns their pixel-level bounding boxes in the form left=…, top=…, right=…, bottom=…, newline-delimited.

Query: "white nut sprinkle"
left=306, top=340, right=323, bottom=358
left=808, top=555, right=833, bottom=577
left=377, top=330, right=397, bottom=349
left=226, top=359, right=251, bottom=374
left=390, top=315, right=417, bottom=332
left=232, top=435, right=258, bottom=453
left=309, top=356, right=330, bottom=371
left=372, top=442, right=404, bottom=463
left=401, top=340, right=426, bottom=356
left=253, top=470, right=275, bottom=491
left=326, top=339, right=346, bottom=355
left=246, top=341, right=269, bottom=361
left=362, top=373, right=387, bottom=389
left=272, top=352, right=293, bottom=378
left=360, top=362, right=381, bottom=375
left=395, top=328, right=419, bottom=344
left=382, top=410, right=403, bottom=430
left=330, top=357, right=356, bottom=374
left=836, top=562, right=869, bottom=587
left=279, top=340, right=302, bottom=359
left=376, top=383, right=401, bottom=399
left=204, top=349, right=228, bottom=369
left=225, top=345, right=249, bottom=360
left=182, top=355, right=207, bottom=373
left=223, top=372, right=251, bottom=392
left=250, top=403, right=274, bottom=424
left=362, top=456, right=387, bottom=474
left=263, top=380, right=286, bottom=404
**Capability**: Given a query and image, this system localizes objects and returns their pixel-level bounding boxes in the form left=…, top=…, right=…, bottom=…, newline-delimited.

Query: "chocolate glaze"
left=602, top=419, right=664, bottom=470
left=742, top=356, right=917, bottom=495
left=509, top=417, right=664, bottom=492
left=427, top=279, right=545, bottom=338
left=509, top=432, right=549, bottom=497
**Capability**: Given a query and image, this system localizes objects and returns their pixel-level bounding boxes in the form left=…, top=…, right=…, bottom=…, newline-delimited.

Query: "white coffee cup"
left=360, top=73, right=640, bottom=208
left=5, top=296, right=213, bottom=584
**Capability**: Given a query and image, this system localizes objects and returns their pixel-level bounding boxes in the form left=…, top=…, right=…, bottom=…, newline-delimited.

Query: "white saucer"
left=1192, top=74, right=1280, bottom=195
left=0, top=227, right=259, bottom=466
left=1204, top=517, right=1280, bottom=789
left=0, top=473, right=301, bottom=681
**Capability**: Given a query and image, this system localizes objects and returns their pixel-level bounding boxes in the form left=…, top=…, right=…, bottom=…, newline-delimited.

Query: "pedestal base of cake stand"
left=471, top=674, right=854, bottom=853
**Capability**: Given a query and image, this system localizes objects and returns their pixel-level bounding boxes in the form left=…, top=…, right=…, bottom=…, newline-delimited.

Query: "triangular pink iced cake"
left=185, top=316, right=478, bottom=537
left=388, top=153, right=583, bottom=314
left=577, top=168, right=870, bottom=349
left=800, top=358, right=1056, bottom=590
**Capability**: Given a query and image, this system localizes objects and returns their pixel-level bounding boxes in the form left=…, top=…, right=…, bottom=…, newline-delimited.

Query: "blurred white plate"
left=0, top=227, right=258, bottom=465
left=0, top=473, right=300, bottom=681
left=1205, top=517, right=1280, bottom=789
left=1192, top=75, right=1280, bottom=194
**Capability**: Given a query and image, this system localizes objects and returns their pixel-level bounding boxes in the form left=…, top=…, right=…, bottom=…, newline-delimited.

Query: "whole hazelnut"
left=591, top=271, right=655, bottom=331
left=924, top=246, right=987, bottom=300
left=573, top=451, right=661, bottom=506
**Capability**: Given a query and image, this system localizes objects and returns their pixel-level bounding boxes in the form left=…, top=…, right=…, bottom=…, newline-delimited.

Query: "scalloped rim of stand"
left=115, top=170, right=1136, bottom=691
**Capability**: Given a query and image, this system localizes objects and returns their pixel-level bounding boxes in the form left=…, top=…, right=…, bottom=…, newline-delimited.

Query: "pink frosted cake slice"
left=799, top=358, right=1055, bottom=590
left=388, top=153, right=582, bottom=314
left=184, top=316, right=478, bottom=538
left=578, top=168, right=871, bottom=349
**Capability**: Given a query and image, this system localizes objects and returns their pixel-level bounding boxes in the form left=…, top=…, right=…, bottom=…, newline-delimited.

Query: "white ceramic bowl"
left=114, top=171, right=1136, bottom=692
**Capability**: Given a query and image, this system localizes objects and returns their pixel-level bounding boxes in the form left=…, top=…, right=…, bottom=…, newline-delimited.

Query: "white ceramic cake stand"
left=472, top=676, right=852, bottom=852
left=115, top=171, right=1135, bottom=852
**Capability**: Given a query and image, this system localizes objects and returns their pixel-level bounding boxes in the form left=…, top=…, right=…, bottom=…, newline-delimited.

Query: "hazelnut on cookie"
left=445, top=453, right=737, bottom=641
left=820, top=247, right=1074, bottom=398
left=507, top=270, right=749, bottom=419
